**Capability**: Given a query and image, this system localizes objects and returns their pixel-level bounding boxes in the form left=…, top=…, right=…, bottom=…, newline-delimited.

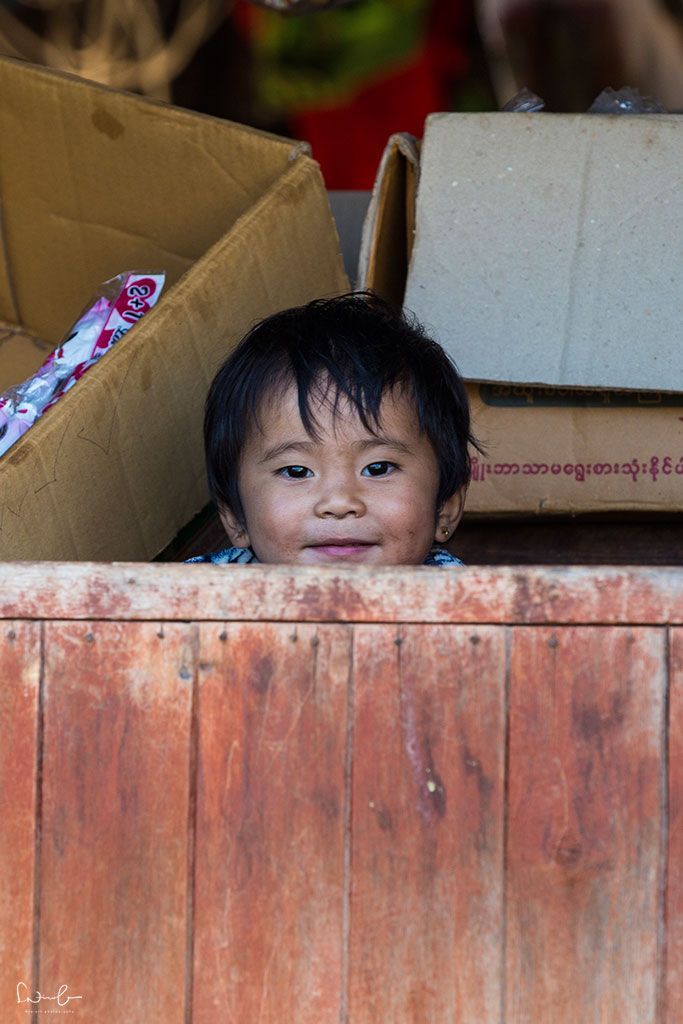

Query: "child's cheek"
left=261, top=484, right=308, bottom=529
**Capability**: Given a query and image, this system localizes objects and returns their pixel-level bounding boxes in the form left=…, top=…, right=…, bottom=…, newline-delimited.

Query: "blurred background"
left=1, top=0, right=682, bottom=188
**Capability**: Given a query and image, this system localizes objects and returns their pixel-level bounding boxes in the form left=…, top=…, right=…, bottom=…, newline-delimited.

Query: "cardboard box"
left=0, top=57, right=348, bottom=559
left=0, top=322, right=53, bottom=394
left=359, top=121, right=683, bottom=515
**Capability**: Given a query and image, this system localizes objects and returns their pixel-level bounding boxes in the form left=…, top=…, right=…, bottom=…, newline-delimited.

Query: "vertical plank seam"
left=338, top=625, right=355, bottom=1024
left=184, top=623, right=200, bottom=1024
left=31, top=620, right=46, bottom=1000
left=657, top=625, right=671, bottom=1024
left=501, top=625, right=512, bottom=1024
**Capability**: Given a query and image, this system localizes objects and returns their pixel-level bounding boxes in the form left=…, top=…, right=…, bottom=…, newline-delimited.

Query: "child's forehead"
left=256, top=377, right=420, bottom=440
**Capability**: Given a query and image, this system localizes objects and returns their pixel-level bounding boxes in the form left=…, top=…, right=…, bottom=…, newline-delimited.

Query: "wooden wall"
left=1, top=563, right=682, bottom=1023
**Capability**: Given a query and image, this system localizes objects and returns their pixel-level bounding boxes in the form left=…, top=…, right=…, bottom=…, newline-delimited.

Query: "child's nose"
left=314, top=474, right=367, bottom=519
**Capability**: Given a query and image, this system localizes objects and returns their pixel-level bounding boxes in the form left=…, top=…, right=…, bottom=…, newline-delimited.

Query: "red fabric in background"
left=291, top=0, right=471, bottom=189
left=291, top=55, right=441, bottom=189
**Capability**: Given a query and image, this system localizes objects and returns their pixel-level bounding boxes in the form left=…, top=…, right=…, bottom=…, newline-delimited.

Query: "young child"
left=187, top=292, right=477, bottom=566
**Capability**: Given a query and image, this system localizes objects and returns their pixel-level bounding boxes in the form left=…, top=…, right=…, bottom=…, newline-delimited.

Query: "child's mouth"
left=307, top=541, right=377, bottom=559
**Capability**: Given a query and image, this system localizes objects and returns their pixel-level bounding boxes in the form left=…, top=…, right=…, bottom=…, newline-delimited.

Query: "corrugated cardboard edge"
left=357, top=133, right=419, bottom=307
left=0, top=156, right=349, bottom=560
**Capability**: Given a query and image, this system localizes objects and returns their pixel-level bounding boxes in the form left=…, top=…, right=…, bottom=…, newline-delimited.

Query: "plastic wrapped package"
left=0, top=271, right=164, bottom=459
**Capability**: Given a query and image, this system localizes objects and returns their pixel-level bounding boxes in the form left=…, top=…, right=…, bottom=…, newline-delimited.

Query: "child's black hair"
left=204, top=291, right=479, bottom=528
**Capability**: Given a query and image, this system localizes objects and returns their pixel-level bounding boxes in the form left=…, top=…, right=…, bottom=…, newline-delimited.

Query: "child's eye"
left=277, top=465, right=312, bottom=479
left=362, top=461, right=397, bottom=477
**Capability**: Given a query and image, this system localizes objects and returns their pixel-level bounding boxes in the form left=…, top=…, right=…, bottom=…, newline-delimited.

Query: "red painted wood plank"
left=667, top=628, right=683, bottom=1022
left=0, top=623, right=41, bottom=1024
left=348, top=625, right=506, bottom=1023
left=38, top=621, right=196, bottom=1024
left=192, top=623, right=350, bottom=1024
left=0, top=564, right=681, bottom=625
left=507, top=626, right=666, bottom=1024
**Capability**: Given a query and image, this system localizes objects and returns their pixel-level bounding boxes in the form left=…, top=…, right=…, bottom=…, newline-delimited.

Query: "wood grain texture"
left=0, top=622, right=41, bottom=1023
left=0, top=563, right=681, bottom=625
left=1, top=569, right=681, bottom=1023
left=38, top=621, right=196, bottom=1024
left=192, top=623, right=351, bottom=1024
left=667, top=627, right=683, bottom=1022
left=348, top=625, right=506, bottom=1023
left=507, top=626, right=666, bottom=1024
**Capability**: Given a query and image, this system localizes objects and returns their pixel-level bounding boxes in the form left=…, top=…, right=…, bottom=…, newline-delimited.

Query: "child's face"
left=219, top=380, right=464, bottom=565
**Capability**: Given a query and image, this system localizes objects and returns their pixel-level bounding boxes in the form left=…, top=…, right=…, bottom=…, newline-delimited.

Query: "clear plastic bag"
left=588, top=86, right=667, bottom=114
left=502, top=87, right=545, bottom=112
left=501, top=83, right=667, bottom=114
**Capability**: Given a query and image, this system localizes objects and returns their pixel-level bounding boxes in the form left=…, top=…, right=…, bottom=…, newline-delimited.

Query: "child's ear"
left=218, top=505, right=251, bottom=549
left=434, top=487, right=466, bottom=544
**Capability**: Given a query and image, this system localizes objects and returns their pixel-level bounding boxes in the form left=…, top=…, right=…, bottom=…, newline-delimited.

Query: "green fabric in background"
left=250, top=0, right=429, bottom=114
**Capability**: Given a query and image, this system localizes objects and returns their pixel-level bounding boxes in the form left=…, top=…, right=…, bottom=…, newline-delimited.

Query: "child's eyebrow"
left=258, top=437, right=415, bottom=464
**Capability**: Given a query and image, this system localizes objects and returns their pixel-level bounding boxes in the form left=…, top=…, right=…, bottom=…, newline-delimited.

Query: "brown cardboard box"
left=359, top=124, right=683, bottom=516
left=0, top=323, right=52, bottom=394
left=0, top=57, right=348, bottom=559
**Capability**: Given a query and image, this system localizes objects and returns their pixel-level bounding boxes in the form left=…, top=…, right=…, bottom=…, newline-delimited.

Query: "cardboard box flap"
left=0, top=56, right=304, bottom=341
left=0, top=322, right=52, bottom=392
left=358, top=133, right=419, bottom=308
left=404, top=112, right=683, bottom=393
left=0, top=157, right=348, bottom=560
left=0, top=204, right=18, bottom=325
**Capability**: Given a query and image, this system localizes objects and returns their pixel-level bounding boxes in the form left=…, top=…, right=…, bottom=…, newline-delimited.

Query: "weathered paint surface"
left=349, top=625, right=506, bottom=1024
left=38, top=622, right=195, bottom=1024
left=192, top=622, right=350, bottom=1024
left=668, top=628, right=683, bottom=1023
left=0, top=563, right=681, bottom=624
left=507, top=626, right=665, bottom=1024
left=0, top=622, right=40, bottom=1012
left=0, top=567, right=681, bottom=1023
